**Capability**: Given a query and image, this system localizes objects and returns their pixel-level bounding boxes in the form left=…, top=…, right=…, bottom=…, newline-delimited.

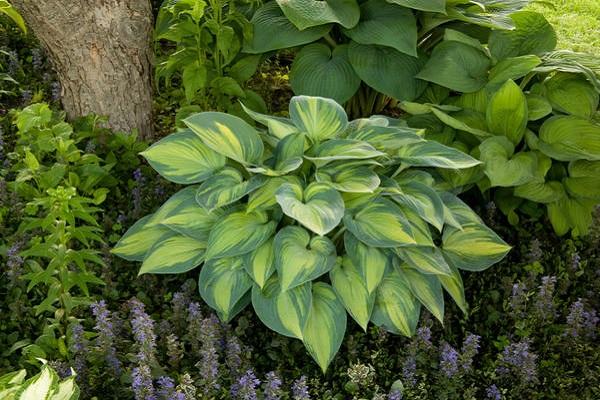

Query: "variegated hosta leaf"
left=140, top=233, right=206, bottom=274
left=400, top=206, right=435, bottom=247
left=205, top=211, right=276, bottom=260
left=247, top=132, right=305, bottom=176
left=196, top=167, right=266, bottom=212
left=160, top=194, right=223, bottom=241
left=401, top=266, right=445, bottom=323
left=241, top=103, right=298, bottom=139
left=439, top=192, right=484, bottom=227
left=289, top=96, right=348, bottom=143
left=345, top=125, right=424, bottom=152
left=276, top=182, right=345, bottom=236
left=184, top=112, right=264, bottom=164
left=199, top=256, right=253, bottom=321
left=247, top=176, right=303, bottom=212
left=151, top=186, right=200, bottom=223
left=252, top=276, right=312, bottom=339
left=344, top=198, right=416, bottom=247
left=302, top=283, right=347, bottom=372
left=396, top=140, right=481, bottom=169
left=17, top=365, right=57, bottom=399
left=112, top=214, right=170, bottom=261
left=316, top=162, right=381, bottom=193
left=442, top=222, right=512, bottom=271
left=391, top=181, right=445, bottom=231
left=330, top=256, right=374, bottom=330
left=344, top=231, right=388, bottom=294
left=438, top=264, right=468, bottom=314
left=276, top=0, right=360, bottom=30
left=140, top=129, right=226, bottom=184
left=274, top=226, right=337, bottom=291
left=305, top=139, right=385, bottom=167
left=395, top=246, right=451, bottom=276
left=371, top=269, right=420, bottom=336
left=244, top=238, right=276, bottom=289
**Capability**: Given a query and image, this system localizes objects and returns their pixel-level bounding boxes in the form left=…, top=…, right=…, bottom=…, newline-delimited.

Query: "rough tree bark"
left=12, top=0, right=154, bottom=138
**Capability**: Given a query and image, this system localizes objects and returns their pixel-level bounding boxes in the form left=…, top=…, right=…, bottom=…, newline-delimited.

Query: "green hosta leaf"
left=566, top=161, right=600, bottom=199
left=244, top=239, right=276, bottom=289
left=196, top=168, right=266, bottom=212
left=401, top=207, right=435, bottom=247
left=241, top=103, right=299, bottom=139
left=184, top=112, right=264, bottom=164
left=289, top=96, right=348, bottom=143
left=247, top=132, right=306, bottom=176
left=276, top=182, right=345, bottom=236
left=371, top=269, right=420, bottom=336
left=244, top=2, right=331, bottom=53
left=151, top=186, right=199, bottom=223
left=330, top=257, right=374, bottom=330
left=395, top=246, right=451, bottom=276
left=345, top=125, right=424, bottom=152
left=526, top=94, right=553, bottom=121
left=489, top=11, right=557, bottom=61
left=391, top=181, right=445, bottom=231
left=161, top=194, right=223, bottom=241
left=514, top=181, right=565, bottom=203
left=274, top=226, right=337, bottom=291
left=140, top=234, right=206, bottom=274
left=440, top=192, right=483, bottom=227
left=442, top=222, right=511, bottom=271
left=306, top=139, right=384, bottom=166
left=479, top=136, right=539, bottom=187
left=53, top=375, right=80, bottom=400
left=199, top=256, right=253, bottom=321
left=247, top=176, right=303, bottom=212
left=0, top=0, right=27, bottom=33
left=343, top=0, right=417, bottom=57
left=486, top=80, right=528, bottom=144
left=316, top=162, right=381, bottom=193
left=386, top=0, right=445, bottom=13
left=545, top=73, right=599, bottom=119
left=302, top=283, right=347, bottom=372
left=402, top=267, right=444, bottom=323
left=18, top=365, right=57, bottom=399
left=344, top=232, right=388, bottom=294
left=396, top=140, right=481, bottom=169
left=437, top=264, right=467, bottom=314
left=443, top=28, right=486, bottom=52
left=252, top=277, right=312, bottom=339
left=488, top=55, right=542, bottom=88
left=112, top=214, right=170, bottom=261
left=343, top=198, right=416, bottom=247
left=205, top=211, right=276, bottom=260
left=141, top=129, right=226, bottom=184
left=416, top=41, right=491, bottom=93
left=548, top=198, right=596, bottom=237
left=538, top=116, right=600, bottom=161
left=289, top=44, right=360, bottom=105
left=348, top=42, right=427, bottom=101
left=276, top=0, right=360, bottom=30
left=430, top=108, right=491, bottom=140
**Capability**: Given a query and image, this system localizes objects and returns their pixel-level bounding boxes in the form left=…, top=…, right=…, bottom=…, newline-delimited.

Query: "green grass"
left=529, top=0, right=600, bottom=55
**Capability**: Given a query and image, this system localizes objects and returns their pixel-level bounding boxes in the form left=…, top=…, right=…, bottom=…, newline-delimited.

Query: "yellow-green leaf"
left=330, top=257, right=374, bottom=330
left=196, top=167, right=266, bottom=212
left=486, top=80, right=528, bottom=144
left=344, top=231, right=388, bottom=294
left=371, top=269, right=420, bottom=336
left=289, top=96, right=348, bottom=142
left=244, top=238, right=276, bottom=289
left=140, top=234, right=206, bottom=275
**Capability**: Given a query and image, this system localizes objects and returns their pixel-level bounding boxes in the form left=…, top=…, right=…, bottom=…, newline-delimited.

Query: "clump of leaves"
left=0, top=362, right=79, bottom=399
left=113, top=95, right=510, bottom=371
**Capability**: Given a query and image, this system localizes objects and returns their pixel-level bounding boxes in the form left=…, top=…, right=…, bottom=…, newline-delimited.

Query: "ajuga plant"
left=243, top=0, right=537, bottom=117
left=155, top=0, right=266, bottom=115
left=0, top=362, right=79, bottom=399
left=400, top=10, right=600, bottom=236
left=113, top=95, right=511, bottom=371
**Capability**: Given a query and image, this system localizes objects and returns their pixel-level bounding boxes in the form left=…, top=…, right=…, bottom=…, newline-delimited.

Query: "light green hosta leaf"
left=346, top=125, right=424, bottom=152
left=438, top=264, right=467, bottom=314
left=241, top=103, right=298, bottom=139
left=548, top=198, right=596, bottom=237
left=244, top=2, right=331, bottom=54
left=247, top=133, right=306, bottom=176
left=396, top=246, right=451, bottom=276
left=196, top=168, right=266, bottom=212
left=488, top=55, right=542, bottom=88
left=486, top=80, right=528, bottom=144
left=252, top=277, right=312, bottom=339
left=289, top=96, right=348, bottom=143
left=386, top=0, right=445, bottom=12
left=348, top=42, right=427, bottom=101
left=184, top=112, right=264, bottom=164
left=205, top=211, right=276, bottom=260
left=402, top=267, right=444, bottom=323
left=526, top=94, right=553, bottom=121
left=199, top=256, right=253, bottom=321
left=141, top=129, right=226, bottom=184
left=244, top=239, right=276, bottom=289
left=538, top=116, right=600, bottom=161
left=479, top=136, right=539, bottom=187
left=397, top=140, right=481, bottom=169
left=276, top=182, right=345, bottom=236
left=330, top=257, right=374, bottom=330
left=274, top=226, right=336, bottom=291
left=276, top=0, right=360, bottom=30
left=161, top=197, right=222, bottom=241
left=371, top=269, right=420, bottom=336
left=0, top=0, right=27, bottom=33
left=401, top=207, right=435, bottom=247
left=489, top=11, right=557, bottom=61
left=566, top=161, right=600, bottom=199
left=430, top=108, right=491, bottom=140
left=391, top=181, right=445, bottom=231
left=18, top=365, right=57, bottom=400
left=302, top=283, right=347, bottom=372
left=247, top=176, right=303, bottom=212
left=514, top=181, right=565, bottom=203
left=306, top=139, right=384, bottom=166
left=316, top=162, right=381, bottom=193
left=140, top=234, right=206, bottom=274
left=442, top=222, right=511, bottom=271
left=289, top=44, right=360, bottom=105
left=53, top=375, right=80, bottom=400
left=343, top=198, right=416, bottom=247
left=344, top=232, right=388, bottom=294
left=343, top=0, right=417, bottom=56
left=416, top=41, right=491, bottom=93
left=151, top=186, right=199, bottom=223
left=545, top=73, right=599, bottom=119
left=112, top=214, right=170, bottom=261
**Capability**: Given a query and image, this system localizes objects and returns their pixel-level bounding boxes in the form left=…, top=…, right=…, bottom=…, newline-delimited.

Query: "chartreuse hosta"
left=113, top=96, right=510, bottom=371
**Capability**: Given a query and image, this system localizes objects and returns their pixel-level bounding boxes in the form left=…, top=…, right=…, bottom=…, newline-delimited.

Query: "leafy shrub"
left=0, top=362, right=79, bottom=400
left=113, top=95, right=510, bottom=371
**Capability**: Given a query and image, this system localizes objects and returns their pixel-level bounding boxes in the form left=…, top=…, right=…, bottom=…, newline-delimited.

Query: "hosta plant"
left=113, top=95, right=510, bottom=371
left=0, top=362, right=79, bottom=400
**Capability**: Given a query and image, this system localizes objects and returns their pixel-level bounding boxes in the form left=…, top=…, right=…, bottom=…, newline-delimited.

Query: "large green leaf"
left=391, top=181, right=445, bottom=231
left=17, top=365, right=56, bottom=399
left=316, top=162, right=381, bottom=193
left=276, top=0, right=360, bottom=30
left=247, top=175, right=303, bottom=212
left=479, top=136, right=539, bottom=187
left=545, top=73, right=599, bottom=119
left=344, top=232, right=388, bottom=294
left=330, top=257, right=374, bottom=330
left=386, top=0, right=445, bottom=13
left=161, top=194, right=223, bottom=241
left=112, top=214, right=170, bottom=261
left=486, top=80, right=528, bottom=144
left=289, top=96, right=348, bottom=143
left=565, top=161, right=600, bottom=199
left=302, top=283, right=347, bottom=372
left=244, top=2, right=331, bottom=54
left=488, top=55, right=542, bottom=88
left=343, top=198, right=416, bottom=247
left=371, top=269, right=420, bottom=336
left=290, top=44, right=360, bottom=105
left=306, top=139, right=384, bottom=166
left=247, top=133, right=306, bottom=176
left=396, top=140, right=481, bottom=169
left=548, top=197, right=596, bottom=237
left=538, top=116, right=600, bottom=161
left=346, top=125, right=424, bottom=152
left=196, top=168, right=266, bottom=212
left=241, top=103, right=299, bottom=139
left=252, top=277, right=312, bottom=339
left=141, top=129, right=226, bottom=184
left=396, top=246, right=451, bottom=276
left=402, top=267, right=444, bottom=323
left=416, top=41, right=491, bottom=93
left=140, top=234, right=206, bottom=274
left=348, top=42, right=427, bottom=101
left=514, top=180, right=565, bottom=203
left=437, top=264, right=467, bottom=314
left=184, top=112, right=264, bottom=164
left=343, top=0, right=417, bottom=57
left=205, top=211, right=276, bottom=260
left=274, top=226, right=337, bottom=291
left=244, top=238, right=276, bottom=289
left=276, top=182, right=345, bottom=235
left=199, top=256, right=253, bottom=321
left=526, top=94, right=553, bottom=121
left=430, top=107, right=492, bottom=140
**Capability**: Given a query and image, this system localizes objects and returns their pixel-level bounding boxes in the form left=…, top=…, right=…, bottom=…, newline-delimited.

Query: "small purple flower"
left=231, top=369, right=260, bottom=400
left=291, top=376, right=311, bottom=400
left=226, top=335, right=243, bottom=376
left=439, top=342, right=460, bottom=378
left=401, top=355, right=416, bottom=387
left=7, top=50, right=19, bottom=76
left=133, top=168, right=144, bottom=182
left=51, top=81, right=61, bottom=101
left=388, top=389, right=403, bottom=400
left=528, top=238, right=543, bottom=262
left=6, top=241, right=24, bottom=282
left=509, top=282, right=528, bottom=317
left=21, top=90, right=32, bottom=105
left=48, top=360, right=71, bottom=379
left=571, top=252, right=581, bottom=271
left=132, top=169, right=145, bottom=215
left=128, top=298, right=157, bottom=364
left=496, top=339, right=538, bottom=384
left=187, top=301, right=203, bottom=354
left=132, top=365, right=156, bottom=400
left=197, top=315, right=221, bottom=395
left=166, top=333, right=183, bottom=367
left=486, top=384, right=501, bottom=400
left=31, top=48, right=43, bottom=70
left=416, top=326, right=432, bottom=347
left=460, top=334, right=481, bottom=372
left=534, top=276, right=557, bottom=321
left=90, top=300, right=121, bottom=374
left=157, top=376, right=176, bottom=399
left=565, top=299, right=599, bottom=339
left=264, top=371, right=282, bottom=400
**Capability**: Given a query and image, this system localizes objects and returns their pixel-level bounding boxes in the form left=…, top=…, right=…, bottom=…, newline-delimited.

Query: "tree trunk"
left=12, top=0, right=154, bottom=138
